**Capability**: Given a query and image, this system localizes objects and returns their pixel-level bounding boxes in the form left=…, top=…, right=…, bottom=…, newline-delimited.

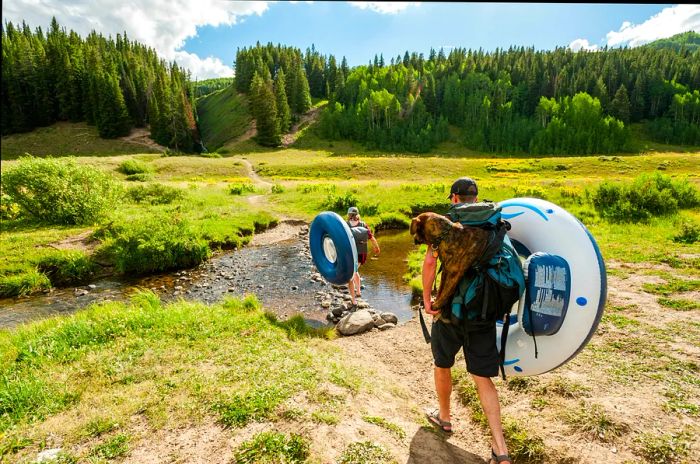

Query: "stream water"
left=0, top=228, right=419, bottom=330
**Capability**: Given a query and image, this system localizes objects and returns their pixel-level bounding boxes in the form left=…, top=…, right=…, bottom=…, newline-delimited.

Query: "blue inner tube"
left=309, top=212, right=358, bottom=285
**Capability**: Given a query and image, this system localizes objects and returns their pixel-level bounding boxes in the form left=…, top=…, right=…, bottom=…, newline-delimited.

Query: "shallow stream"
left=0, top=228, right=418, bottom=329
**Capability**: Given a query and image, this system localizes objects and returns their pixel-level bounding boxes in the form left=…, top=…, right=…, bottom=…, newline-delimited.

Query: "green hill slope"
left=644, top=31, right=700, bottom=53
left=196, top=84, right=252, bottom=152
left=0, top=122, right=160, bottom=160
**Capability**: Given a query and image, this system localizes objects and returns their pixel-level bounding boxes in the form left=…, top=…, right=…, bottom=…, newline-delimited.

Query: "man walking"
left=422, top=177, right=512, bottom=464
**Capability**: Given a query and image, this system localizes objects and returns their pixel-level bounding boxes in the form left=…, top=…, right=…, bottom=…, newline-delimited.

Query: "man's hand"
left=424, top=298, right=440, bottom=316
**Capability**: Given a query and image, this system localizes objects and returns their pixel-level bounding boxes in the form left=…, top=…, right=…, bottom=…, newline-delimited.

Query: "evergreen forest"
left=1, top=18, right=200, bottom=151
left=3, top=18, right=699, bottom=155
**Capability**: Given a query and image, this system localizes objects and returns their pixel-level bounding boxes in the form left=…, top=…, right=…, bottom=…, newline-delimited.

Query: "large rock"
left=337, top=310, right=375, bottom=336
left=380, top=312, right=398, bottom=324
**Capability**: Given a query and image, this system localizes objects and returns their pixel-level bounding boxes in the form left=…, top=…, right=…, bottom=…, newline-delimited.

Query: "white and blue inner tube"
left=497, top=197, right=607, bottom=376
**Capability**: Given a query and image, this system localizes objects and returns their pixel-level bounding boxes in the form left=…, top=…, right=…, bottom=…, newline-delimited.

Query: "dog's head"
left=410, top=212, right=457, bottom=246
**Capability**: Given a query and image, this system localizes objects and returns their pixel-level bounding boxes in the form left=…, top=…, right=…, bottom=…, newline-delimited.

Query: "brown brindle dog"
left=410, top=212, right=490, bottom=312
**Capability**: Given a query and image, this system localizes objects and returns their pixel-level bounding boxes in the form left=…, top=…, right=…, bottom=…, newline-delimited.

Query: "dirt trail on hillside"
left=229, top=120, right=257, bottom=146
left=119, top=127, right=167, bottom=152
left=282, top=105, right=325, bottom=147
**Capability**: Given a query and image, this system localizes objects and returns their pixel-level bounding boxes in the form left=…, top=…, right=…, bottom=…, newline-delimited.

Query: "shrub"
left=125, top=173, right=153, bottom=182
left=0, top=270, right=51, bottom=297
left=99, top=215, right=210, bottom=274
left=117, top=159, right=152, bottom=175
left=673, top=220, right=700, bottom=244
left=126, top=183, right=185, bottom=205
left=513, top=185, right=548, bottom=199
left=2, top=157, right=121, bottom=225
left=374, top=212, right=410, bottom=230
left=323, top=191, right=359, bottom=212
left=35, top=251, right=96, bottom=287
left=592, top=173, right=698, bottom=223
left=271, top=183, right=285, bottom=194
left=229, top=183, right=256, bottom=195
left=0, top=191, right=21, bottom=220
left=199, top=152, right=222, bottom=158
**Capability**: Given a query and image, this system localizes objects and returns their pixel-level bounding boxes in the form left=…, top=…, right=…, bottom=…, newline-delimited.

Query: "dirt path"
left=282, top=104, right=325, bottom=147
left=119, top=127, right=167, bottom=152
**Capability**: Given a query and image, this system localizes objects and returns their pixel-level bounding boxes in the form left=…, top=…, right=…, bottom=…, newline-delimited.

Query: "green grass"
left=196, top=84, right=252, bottom=152
left=90, top=433, right=130, bottom=459
left=0, top=122, right=158, bottom=159
left=657, top=297, right=700, bottom=311
left=0, top=154, right=275, bottom=296
left=362, top=415, right=407, bottom=440
left=563, top=402, right=629, bottom=442
left=233, top=431, right=310, bottom=464
left=453, top=370, right=547, bottom=462
left=338, top=441, right=397, bottom=464
left=634, top=429, right=692, bottom=464
left=0, top=292, right=360, bottom=462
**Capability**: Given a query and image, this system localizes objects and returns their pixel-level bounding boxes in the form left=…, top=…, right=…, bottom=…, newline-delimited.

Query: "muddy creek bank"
left=0, top=224, right=417, bottom=329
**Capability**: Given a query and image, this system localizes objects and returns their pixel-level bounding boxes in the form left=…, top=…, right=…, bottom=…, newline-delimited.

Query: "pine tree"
left=293, top=64, right=312, bottom=114
left=275, top=69, right=291, bottom=132
left=250, top=71, right=280, bottom=146
left=96, top=71, right=131, bottom=138
left=610, top=84, right=631, bottom=124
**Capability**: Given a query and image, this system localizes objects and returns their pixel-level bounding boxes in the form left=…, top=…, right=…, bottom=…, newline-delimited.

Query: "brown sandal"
left=426, top=410, right=452, bottom=433
left=490, top=449, right=512, bottom=463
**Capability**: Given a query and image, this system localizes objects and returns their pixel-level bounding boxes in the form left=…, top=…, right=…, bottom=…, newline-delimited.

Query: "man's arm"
left=370, top=236, right=380, bottom=254
left=422, top=246, right=439, bottom=315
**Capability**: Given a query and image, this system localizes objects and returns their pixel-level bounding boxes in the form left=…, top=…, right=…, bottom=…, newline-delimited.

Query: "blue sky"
left=183, top=3, right=669, bottom=68
left=3, top=2, right=699, bottom=79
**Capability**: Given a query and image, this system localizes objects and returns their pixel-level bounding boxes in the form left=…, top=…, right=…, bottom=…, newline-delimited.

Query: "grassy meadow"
left=1, top=128, right=699, bottom=463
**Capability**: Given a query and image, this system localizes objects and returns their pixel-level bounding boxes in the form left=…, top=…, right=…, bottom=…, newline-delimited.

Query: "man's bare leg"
left=348, top=278, right=356, bottom=305
left=434, top=366, right=453, bottom=428
left=472, top=374, right=509, bottom=459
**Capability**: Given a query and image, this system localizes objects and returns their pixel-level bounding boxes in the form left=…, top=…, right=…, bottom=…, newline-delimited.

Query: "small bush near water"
left=98, top=215, right=210, bottom=274
left=36, top=251, right=96, bottom=287
left=126, top=183, right=185, bottom=205
left=323, top=191, right=379, bottom=216
left=592, top=173, right=699, bottom=223
left=1, top=156, right=121, bottom=225
left=0, top=269, right=51, bottom=298
left=117, top=159, right=152, bottom=175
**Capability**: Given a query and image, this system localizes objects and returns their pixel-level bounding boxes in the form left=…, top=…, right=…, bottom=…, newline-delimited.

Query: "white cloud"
left=348, top=2, right=420, bottom=14
left=1, top=0, right=270, bottom=79
left=568, top=38, right=599, bottom=52
left=606, top=4, right=700, bottom=47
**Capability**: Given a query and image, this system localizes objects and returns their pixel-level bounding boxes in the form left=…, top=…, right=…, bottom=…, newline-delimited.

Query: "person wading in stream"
left=422, top=178, right=512, bottom=464
left=346, top=206, right=380, bottom=306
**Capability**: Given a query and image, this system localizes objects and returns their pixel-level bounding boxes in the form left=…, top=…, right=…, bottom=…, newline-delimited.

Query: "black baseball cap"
left=448, top=177, right=478, bottom=199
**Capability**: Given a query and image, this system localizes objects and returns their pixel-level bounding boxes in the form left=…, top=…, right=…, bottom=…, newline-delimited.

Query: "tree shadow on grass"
left=407, top=426, right=485, bottom=464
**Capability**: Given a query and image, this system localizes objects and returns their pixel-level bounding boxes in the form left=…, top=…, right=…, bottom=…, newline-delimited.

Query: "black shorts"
left=431, top=317, right=499, bottom=378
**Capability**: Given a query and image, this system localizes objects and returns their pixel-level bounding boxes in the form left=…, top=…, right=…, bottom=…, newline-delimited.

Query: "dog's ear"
left=409, top=216, right=421, bottom=236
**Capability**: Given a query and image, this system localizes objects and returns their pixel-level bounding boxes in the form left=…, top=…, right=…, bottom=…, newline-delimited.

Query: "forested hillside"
left=236, top=35, right=699, bottom=154
left=1, top=18, right=200, bottom=151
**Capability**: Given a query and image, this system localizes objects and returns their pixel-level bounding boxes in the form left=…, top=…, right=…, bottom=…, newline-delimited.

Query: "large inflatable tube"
left=309, top=212, right=358, bottom=285
left=496, top=198, right=607, bottom=376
